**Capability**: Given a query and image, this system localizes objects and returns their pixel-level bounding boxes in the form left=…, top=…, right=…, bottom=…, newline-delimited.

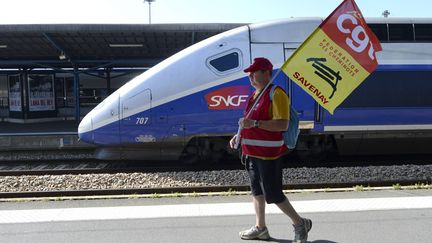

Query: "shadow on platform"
left=269, top=238, right=337, bottom=243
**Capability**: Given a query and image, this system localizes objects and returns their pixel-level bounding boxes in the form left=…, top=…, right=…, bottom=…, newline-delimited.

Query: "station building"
left=0, top=23, right=242, bottom=124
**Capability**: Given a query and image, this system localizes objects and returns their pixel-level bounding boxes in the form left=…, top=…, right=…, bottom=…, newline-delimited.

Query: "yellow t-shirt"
left=251, top=87, right=290, bottom=160
left=253, top=87, right=290, bottom=120
left=270, top=87, right=290, bottom=120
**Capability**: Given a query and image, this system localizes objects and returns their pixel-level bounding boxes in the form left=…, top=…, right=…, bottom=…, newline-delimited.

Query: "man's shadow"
left=267, top=238, right=338, bottom=243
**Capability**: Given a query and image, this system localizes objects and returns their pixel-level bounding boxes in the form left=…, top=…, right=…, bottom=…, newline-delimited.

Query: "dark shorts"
left=243, top=155, right=286, bottom=204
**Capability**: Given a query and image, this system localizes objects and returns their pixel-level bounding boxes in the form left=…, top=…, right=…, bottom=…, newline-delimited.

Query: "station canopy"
left=0, top=23, right=243, bottom=69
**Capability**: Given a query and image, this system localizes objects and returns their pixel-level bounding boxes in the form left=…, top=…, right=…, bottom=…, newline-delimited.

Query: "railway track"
left=2, top=152, right=432, bottom=176
left=0, top=159, right=244, bottom=176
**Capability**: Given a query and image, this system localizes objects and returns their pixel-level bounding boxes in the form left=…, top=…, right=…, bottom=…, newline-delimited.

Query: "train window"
left=209, top=52, right=239, bottom=72
left=340, top=70, right=432, bottom=108
left=368, top=24, right=388, bottom=42
left=415, top=24, right=432, bottom=42
left=389, top=24, right=414, bottom=41
left=207, top=49, right=242, bottom=75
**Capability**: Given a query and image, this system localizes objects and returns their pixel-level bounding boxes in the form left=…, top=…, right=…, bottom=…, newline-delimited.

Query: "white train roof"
left=248, top=17, right=432, bottom=43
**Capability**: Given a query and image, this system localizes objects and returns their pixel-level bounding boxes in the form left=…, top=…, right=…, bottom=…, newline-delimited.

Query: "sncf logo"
left=205, top=86, right=250, bottom=110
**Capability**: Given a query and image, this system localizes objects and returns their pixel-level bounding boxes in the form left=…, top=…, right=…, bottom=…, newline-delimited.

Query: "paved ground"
left=0, top=189, right=431, bottom=243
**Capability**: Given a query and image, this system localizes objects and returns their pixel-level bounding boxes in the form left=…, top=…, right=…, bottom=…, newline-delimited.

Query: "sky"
left=0, top=0, right=430, bottom=25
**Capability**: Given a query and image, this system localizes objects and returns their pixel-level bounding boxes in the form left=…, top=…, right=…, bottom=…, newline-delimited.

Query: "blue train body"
left=78, top=18, right=432, bottom=160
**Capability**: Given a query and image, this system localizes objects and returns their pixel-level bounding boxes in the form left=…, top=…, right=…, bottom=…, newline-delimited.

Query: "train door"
left=120, top=88, right=152, bottom=143
left=250, top=43, right=317, bottom=127
left=284, top=45, right=317, bottom=127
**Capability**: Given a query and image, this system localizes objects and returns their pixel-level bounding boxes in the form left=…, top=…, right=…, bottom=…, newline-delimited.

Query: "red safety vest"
left=241, top=85, right=288, bottom=158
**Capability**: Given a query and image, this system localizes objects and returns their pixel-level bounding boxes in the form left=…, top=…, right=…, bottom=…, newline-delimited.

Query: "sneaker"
left=239, top=226, right=270, bottom=240
left=293, top=218, right=312, bottom=243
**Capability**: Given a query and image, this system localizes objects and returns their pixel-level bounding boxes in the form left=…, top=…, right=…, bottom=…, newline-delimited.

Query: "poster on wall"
left=8, top=75, right=22, bottom=112
left=28, top=75, right=55, bottom=111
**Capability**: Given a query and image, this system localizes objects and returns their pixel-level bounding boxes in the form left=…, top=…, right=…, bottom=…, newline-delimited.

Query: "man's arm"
left=240, top=118, right=288, bottom=131
left=239, top=87, right=290, bottom=132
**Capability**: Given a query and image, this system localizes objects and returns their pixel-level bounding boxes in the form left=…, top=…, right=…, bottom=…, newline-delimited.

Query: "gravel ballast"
left=1, top=164, right=431, bottom=193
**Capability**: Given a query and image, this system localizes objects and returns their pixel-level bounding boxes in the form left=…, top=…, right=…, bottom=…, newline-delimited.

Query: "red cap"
left=244, top=57, right=273, bottom=73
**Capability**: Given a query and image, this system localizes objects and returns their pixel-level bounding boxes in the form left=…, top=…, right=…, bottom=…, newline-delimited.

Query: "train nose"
left=78, top=115, right=94, bottom=144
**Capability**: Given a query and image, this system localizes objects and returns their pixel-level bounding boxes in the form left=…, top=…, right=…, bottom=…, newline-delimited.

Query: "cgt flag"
left=281, top=0, right=382, bottom=114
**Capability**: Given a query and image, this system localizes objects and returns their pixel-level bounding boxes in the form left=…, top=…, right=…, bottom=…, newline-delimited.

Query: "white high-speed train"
left=78, top=17, right=432, bottom=161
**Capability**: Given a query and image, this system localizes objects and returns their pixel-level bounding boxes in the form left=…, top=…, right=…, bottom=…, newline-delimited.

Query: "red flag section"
left=320, top=0, right=382, bottom=73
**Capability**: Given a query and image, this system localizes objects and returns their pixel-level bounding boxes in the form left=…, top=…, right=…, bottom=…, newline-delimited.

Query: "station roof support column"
left=73, top=67, right=80, bottom=123
left=106, top=68, right=111, bottom=95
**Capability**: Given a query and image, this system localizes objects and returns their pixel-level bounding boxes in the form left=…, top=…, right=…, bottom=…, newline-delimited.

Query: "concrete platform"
left=0, top=189, right=431, bottom=243
left=0, top=120, right=78, bottom=134
left=0, top=120, right=92, bottom=151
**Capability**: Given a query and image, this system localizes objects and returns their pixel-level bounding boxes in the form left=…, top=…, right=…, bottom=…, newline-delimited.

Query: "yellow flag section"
left=282, top=28, right=370, bottom=114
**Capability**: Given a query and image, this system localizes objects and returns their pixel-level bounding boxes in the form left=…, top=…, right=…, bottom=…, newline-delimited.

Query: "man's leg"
left=253, top=195, right=266, bottom=228
left=254, top=156, right=312, bottom=242
left=276, top=197, right=302, bottom=225
left=239, top=157, right=270, bottom=240
left=255, top=157, right=302, bottom=225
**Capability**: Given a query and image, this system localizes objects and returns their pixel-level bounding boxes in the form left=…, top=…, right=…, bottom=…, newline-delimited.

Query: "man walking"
left=230, top=57, right=312, bottom=242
